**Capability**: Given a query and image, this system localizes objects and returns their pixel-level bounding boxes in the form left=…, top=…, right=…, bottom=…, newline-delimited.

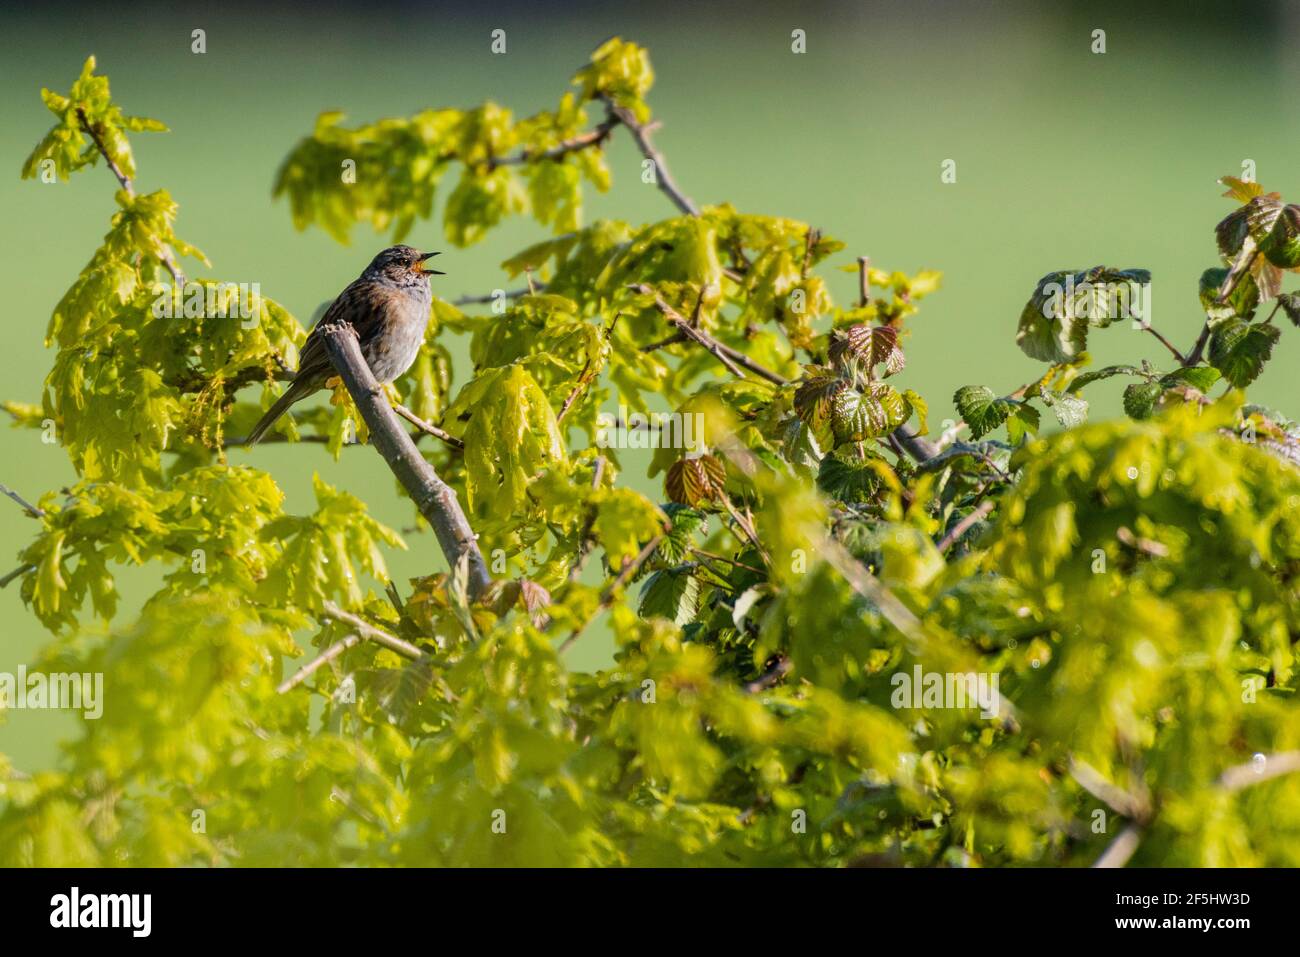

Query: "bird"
left=245, top=245, right=443, bottom=446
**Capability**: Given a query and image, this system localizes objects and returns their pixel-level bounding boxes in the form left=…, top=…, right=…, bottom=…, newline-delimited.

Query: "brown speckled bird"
left=246, top=245, right=443, bottom=446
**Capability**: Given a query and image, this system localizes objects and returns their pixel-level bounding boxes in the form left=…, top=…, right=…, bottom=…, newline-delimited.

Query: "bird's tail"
left=245, top=380, right=311, bottom=447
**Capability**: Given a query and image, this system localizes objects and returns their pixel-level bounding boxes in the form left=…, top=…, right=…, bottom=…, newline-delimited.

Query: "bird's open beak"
left=417, top=250, right=444, bottom=275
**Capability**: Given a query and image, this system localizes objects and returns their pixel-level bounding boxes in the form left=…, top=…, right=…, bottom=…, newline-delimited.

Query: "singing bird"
left=245, top=245, right=443, bottom=446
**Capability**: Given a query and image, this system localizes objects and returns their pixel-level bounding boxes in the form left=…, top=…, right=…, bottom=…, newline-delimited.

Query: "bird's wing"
left=292, top=281, right=363, bottom=384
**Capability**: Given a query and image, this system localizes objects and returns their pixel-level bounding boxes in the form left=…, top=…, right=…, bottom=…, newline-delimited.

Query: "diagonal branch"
left=392, top=403, right=464, bottom=450
left=319, top=325, right=491, bottom=601
left=0, top=483, right=45, bottom=519
left=320, top=600, right=423, bottom=659
left=601, top=97, right=700, bottom=217
left=77, top=108, right=185, bottom=286
left=277, top=632, right=362, bottom=693
left=632, top=284, right=785, bottom=385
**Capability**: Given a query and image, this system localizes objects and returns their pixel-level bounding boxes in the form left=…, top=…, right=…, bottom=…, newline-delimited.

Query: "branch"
left=1069, top=757, right=1150, bottom=821
left=452, top=286, right=538, bottom=307
left=0, top=483, right=45, bottom=519
left=77, top=108, right=185, bottom=286
left=632, top=285, right=786, bottom=385
left=489, top=117, right=618, bottom=169
left=1092, top=822, right=1144, bottom=869
left=1218, top=750, right=1300, bottom=792
left=0, top=564, right=35, bottom=589
left=320, top=601, right=423, bottom=660
left=277, top=633, right=362, bottom=693
left=602, top=98, right=700, bottom=217
left=1136, top=322, right=1185, bottom=364
left=392, top=403, right=464, bottom=450
left=744, top=654, right=792, bottom=693
left=318, top=324, right=491, bottom=601
left=856, top=256, right=871, bottom=307
left=559, top=532, right=664, bottom=654
left=936, top=500, right=995, bottom=553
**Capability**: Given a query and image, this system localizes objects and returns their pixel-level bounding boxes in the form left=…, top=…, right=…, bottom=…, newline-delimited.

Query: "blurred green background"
left=2, top=0, right=1297, bottom=771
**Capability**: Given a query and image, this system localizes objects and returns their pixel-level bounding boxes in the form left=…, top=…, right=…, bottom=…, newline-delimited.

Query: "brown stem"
left=602, top=98, right=701, bottom=217
left=0, top=483, right=45, bottom=519
left=320, top=601, right=424, bottom=659
left=277, top=633, right=362, bottom=693
left=489, top=118, right=618, bottom=169
left=1136, top=322, right=1186, bottom=364
left=936, top=499, right=995, bottom=552
left=393, top=402, right=464, bottom=450
left=559, top=532, right=664, bottom=653
left=77, top=108, right=185, bottom=286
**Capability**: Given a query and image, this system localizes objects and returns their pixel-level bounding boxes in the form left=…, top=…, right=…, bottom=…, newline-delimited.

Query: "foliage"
left=4, top=44, right=1300, bottom=868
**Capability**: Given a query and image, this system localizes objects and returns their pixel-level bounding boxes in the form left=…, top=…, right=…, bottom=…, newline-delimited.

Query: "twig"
left=744, top=654, right=792, bottom=693
left=1184, top=320, right=1212, bottom=366
left=856, top=256, right=871, bottom=307
left=0, top=564, right=36, bottom=588
left=559, top=532, right=664, bottom=653
left=489, top=117, right=618, bottom=169
left=0, top=484, right=45, bottom=519
left=392, top=403, right=464, bottom=450
left=1136, top=322, right=1185, bottom=364
left=1218, top=750, right=1300, bottom=792
left=631, top=285, right=785, bottom=386
left=319, top=325, right=491, bottom=601
left=602, top=98, right=701, bottom=217
left=936, top=500, right=995, bottom=552
left=1092, top=822, right=1144, bottom=869
left=452, top=286, right=537, bottom=307
left=77, top=108, right=185, bottom=286
left=277, top=633, right=362, bottom=693
left=568, top=456, right=607, bottom=583
left=320, top=600, right=423, bottom=660
left=690, top=548, right=764, bottom=575
left=1069, top=757, right=1150, bottom=821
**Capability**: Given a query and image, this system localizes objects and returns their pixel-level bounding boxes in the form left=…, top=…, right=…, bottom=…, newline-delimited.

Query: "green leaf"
left=1040, top=390, right=1088, bottom=428
left=817, top=448, right=883, bottom=504
left=1276, top=293, right=1300, bottom=327
left=638, top=568, right=701, bottom=626
left=1005, top=403, right=1040, bottom=445
left=1122, top=381, right=1163, bottom=420
left=1160, top=366, right=1221, bottom=393
left=1209, top=319, right=1281, bottom=388
left=954, top=385, right=1012, bottom=440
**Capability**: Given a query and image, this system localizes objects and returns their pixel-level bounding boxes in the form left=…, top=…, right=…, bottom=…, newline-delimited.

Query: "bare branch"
left=1092, top=822, right=1144, bottom=869
left=602, top=98, right=700, bottom=217
left=320, top=601, right=423, bottom=660
left=1218, top=750, right=1300, bottom=792
left=318, top=325, right=491, bottom=601
left=936, top=500, right=995, bottom=553
left=392, top=403, right=464, bottom=450
left=489, top=117, right=617, bottom=169
left=559, top=532, right=664, bottom=654
left=0, top=564, right=36, bottom=589
left=632, top=284, right=786, bottom=386
left=452, top=286, right=537, bottom=307
left=0, top=483, right=45, bottom=519
left=277, top=633, right=362, bottom=693
left=1136, top=321, right=1186, bottom=364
